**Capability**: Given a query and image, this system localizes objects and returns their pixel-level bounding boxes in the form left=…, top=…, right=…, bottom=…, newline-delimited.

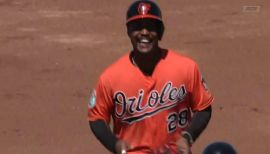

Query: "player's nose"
left=140, top=28, right=150, bottom=35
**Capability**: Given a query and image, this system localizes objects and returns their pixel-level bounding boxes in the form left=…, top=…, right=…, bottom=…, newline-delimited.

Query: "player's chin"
left=136, top=44, right=154, bottom=54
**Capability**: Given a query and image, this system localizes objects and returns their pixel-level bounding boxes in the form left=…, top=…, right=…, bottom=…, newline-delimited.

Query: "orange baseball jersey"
left=88, top=49, right=214, bottom=153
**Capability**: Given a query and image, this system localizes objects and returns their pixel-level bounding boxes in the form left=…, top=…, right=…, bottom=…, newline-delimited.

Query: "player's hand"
left=115, top=140, right=131, bottom=154
left=176, top=137, right=191, bottom=154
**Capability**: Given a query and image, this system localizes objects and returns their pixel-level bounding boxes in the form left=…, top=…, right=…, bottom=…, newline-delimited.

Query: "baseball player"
left=88, top=0, right=214, bottom=154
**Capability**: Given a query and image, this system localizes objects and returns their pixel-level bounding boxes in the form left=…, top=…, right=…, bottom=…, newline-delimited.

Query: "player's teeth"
left=141, top=39, right=149, bottom=43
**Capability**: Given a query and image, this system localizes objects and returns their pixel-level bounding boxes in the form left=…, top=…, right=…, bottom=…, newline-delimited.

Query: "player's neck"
left=131, top=48, right=162, bottom=76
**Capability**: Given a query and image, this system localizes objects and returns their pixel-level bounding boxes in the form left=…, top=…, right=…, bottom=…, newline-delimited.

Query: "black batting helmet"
left=202, top=141, right=237, bottom=154
left=126, top=0, right=164, bottom=40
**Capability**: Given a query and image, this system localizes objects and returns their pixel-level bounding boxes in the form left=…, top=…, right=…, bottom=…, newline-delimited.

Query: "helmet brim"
left=126, top=14, right=162, bottom=24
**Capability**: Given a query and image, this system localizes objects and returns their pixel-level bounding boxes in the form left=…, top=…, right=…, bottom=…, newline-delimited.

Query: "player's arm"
left=89, top=120, right=130, bottom=154
left=182, top=105, right=212, bottom=145
left=177, top=62, right=214, bottom=153
left=88, top=78, right=130, bottom=154
left=89, top=120, right=118, bottom=153
left=88, top=77, right=118, bottom=153
left=184, top=62, right=214, bottom=144
left=177, top=106, right=212, bottom=154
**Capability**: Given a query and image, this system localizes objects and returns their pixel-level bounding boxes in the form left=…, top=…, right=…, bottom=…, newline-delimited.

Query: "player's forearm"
left=89, top=120, right=118, bottom=153
left=184, top=105, right=212, bottom=144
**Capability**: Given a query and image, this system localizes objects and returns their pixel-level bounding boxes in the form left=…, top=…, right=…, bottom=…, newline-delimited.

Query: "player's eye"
left=129, top=22, right=157, bottom=32
left=130, top=22, right=143, bottom=31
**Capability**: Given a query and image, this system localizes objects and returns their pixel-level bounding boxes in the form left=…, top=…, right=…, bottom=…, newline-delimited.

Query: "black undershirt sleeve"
left=185, top=105, right=212, bottom=142
left=89, top=106, right=212, bottom=152
left=89, top=120, right=118, bottom=153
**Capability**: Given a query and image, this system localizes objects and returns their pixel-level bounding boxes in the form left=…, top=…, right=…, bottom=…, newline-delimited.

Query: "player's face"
left=127, top=19, right=160, bottom=54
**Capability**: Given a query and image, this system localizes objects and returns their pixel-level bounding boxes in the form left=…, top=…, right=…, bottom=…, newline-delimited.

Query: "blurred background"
left=0, top=0, right=269, bottom=153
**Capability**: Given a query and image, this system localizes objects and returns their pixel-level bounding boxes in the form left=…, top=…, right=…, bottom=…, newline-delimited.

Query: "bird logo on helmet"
left=138, top=2, right=151, bottom=15
left=126, top=0, right=163, bottom=23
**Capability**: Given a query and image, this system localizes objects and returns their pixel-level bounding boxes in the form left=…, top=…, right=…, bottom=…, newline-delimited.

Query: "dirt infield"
left=1, top=0, right=269, bottom=154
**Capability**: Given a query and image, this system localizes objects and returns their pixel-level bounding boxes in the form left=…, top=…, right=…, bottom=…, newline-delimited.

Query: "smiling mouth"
left=140, top=38, right=150, bottom=43
left=138, top=38, right=152, bottom=44
left=135, top=37, right=154, bottom=52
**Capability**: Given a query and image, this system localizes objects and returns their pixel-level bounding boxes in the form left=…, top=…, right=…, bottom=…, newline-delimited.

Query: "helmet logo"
left=138, top=3, right=151, bottom=15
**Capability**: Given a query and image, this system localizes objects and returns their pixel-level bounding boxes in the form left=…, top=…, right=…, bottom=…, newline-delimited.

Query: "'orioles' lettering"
left=114, top=92, right=127, bottom=117
left=136, top=90, right=145, bottom=111
left=114, top=82, right=187, bottom=123
left=159, top=82, right=172, bottom=104
left=148, top=90, right=159, bottom=107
